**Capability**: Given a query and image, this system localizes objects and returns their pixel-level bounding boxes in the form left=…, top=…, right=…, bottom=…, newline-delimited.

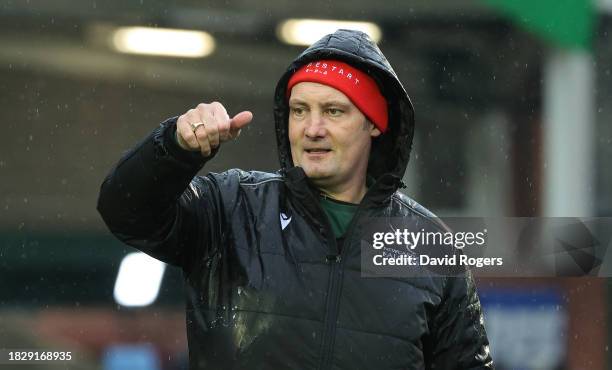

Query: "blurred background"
left=1, top=0, right=611, bottom=369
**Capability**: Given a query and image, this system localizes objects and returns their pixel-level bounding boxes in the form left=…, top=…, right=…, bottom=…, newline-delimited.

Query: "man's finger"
left=177, top=114, right=201, bottom=150
left=205, top=121, right=220, bottom=149
left=229, top=111, right=253, bottom=139
left=211, top=102, right=231, bottom=142
left=194, top=126, right=212, bottom=157
left=179, top=125, right=200, bottom=150
left=218, top=118, right=231, bottom=142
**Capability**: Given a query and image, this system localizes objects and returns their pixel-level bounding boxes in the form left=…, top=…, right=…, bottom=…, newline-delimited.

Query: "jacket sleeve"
left=426, top=271, right=495, bottom=370
left=96, top=116, right=227, bottom=269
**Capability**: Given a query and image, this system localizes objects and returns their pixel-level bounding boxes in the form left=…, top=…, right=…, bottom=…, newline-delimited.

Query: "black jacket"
left=97, top=29, right=494, bottom=370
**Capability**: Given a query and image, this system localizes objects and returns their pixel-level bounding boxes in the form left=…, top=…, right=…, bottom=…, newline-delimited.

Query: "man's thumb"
left=230, top=111, right=253, bottom=131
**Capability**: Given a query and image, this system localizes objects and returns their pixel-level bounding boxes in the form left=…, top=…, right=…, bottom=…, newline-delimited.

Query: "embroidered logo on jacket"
left=280, top=212, right=292, bottom=230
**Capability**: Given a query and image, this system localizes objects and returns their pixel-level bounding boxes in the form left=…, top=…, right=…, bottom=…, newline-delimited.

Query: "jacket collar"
left=283, top=166, right=401, bottom=209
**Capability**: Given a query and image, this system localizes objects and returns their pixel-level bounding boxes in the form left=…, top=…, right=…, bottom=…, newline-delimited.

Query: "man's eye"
left=327, top=108, right=343, bottom=116
left=291, top=107, right=304, bottom=116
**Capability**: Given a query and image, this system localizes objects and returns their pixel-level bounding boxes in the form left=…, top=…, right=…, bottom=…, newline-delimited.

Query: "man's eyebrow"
left=321, top=101, right=351, bottom=108
left=288, top=99, right=351, bottom=108
left=288, top=98, right=308, bottom=106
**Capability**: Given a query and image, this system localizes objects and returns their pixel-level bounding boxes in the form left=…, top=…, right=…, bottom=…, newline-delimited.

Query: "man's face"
left=288, top=82, right=381, bottom=190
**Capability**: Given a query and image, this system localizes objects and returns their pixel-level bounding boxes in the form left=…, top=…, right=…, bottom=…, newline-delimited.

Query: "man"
left=97, top=29, right=494, bottom=369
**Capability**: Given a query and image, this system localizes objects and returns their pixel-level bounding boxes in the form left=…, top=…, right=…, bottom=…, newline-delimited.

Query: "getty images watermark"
left=360, top=217, right=612, bottom=278
left=371, top=227, right=502, bottom=268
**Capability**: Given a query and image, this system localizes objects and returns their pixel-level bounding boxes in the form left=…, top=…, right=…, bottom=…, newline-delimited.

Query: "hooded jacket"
left=97, top=29, right=494, bottom=370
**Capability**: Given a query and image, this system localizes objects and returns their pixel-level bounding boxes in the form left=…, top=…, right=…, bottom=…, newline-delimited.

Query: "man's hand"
left=176, top=102, right=253, bottom=157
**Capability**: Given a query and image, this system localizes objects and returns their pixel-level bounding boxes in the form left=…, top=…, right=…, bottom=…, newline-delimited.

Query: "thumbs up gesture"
left=176, top=102, right=253, bottom=157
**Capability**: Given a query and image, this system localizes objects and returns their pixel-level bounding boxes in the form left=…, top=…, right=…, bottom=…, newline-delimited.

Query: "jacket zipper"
left=319, top=251, right=342, bottom=370
left=317, top=198, right=372, bottom=370
left=310, top=175, right=390, bottom=370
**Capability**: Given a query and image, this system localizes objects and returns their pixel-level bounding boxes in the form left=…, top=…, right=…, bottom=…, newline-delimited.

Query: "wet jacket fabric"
left=97, top=29, right=494, bottom=370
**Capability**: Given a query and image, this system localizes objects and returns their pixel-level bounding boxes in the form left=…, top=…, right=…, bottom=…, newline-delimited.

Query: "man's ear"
left=370, top=122, right=382, bottom=138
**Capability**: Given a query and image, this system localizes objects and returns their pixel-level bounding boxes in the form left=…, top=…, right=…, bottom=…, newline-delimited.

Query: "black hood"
left=273, top=29, right=415, bottom=196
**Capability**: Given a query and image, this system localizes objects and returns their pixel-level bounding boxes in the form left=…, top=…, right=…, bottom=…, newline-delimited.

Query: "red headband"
left=287, top=60, right=388, bottom=133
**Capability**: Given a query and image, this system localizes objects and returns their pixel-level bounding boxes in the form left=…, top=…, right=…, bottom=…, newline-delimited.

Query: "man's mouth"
left=304, top=148, right=331, bottom=154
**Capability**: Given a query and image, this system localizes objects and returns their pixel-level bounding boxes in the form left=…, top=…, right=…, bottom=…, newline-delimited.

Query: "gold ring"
left=190, top=121, right=205, bottom=132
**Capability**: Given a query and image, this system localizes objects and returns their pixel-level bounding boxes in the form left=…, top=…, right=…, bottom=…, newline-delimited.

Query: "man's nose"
left=305, top=112, right=327, bottom=138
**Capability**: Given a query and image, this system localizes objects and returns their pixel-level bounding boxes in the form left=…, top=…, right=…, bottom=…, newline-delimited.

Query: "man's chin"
left=301, top=167, right=332, bottom=182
